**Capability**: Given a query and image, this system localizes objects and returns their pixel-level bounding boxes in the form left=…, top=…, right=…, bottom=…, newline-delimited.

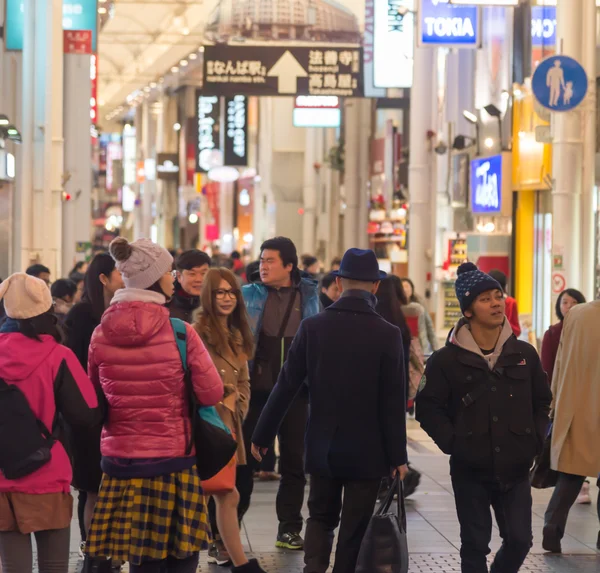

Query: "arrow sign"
left=267, top=51, right=308, bottom=94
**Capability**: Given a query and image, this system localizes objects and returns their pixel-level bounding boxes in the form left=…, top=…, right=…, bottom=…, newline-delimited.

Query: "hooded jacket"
left=416, top=319, right=551, bottom=482
left=0, top=326, right=100, bottom=494
left=88, top=289, right=223, bottom=459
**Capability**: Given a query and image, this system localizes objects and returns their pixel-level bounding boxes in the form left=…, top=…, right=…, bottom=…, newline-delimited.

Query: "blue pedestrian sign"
left=532, top=55, right=588, bottom=112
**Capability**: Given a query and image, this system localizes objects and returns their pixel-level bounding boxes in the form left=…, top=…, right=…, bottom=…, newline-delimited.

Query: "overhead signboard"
left=532, top=55, right=588, bottom=112
left=5, top=0, right=98, bottom=52
left=531, top=6, right=556, bottom=47
left=293, top=96, right=341, bottom=128
left=418, top=0, right=480, bottom=48
left=203, top=45, right=363, bottom=97
left=224, top=96, right=248, bottom=167
left=156, top=153, right=180, bottom=182
left=195, top=91, right=222, bottom=173
left=470, top=154, right=502, bottom=214
left=373, top=0, right=414, bottom=88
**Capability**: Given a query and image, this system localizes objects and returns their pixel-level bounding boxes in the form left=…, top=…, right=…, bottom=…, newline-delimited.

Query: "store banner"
left=203, top=45, right=363, bottom=97
left=373, top=0, right=414, bottom=88
left=156, top=153, right=180, bottom=182
left=470, top=152, right=512, bottom=217
left=5, top=0, right=98, bottom=51
left=224, top=96, right=248, bottom=167
left=418, top=0, right=480, bottom=48
left=195, top=91, right=222, bottom=174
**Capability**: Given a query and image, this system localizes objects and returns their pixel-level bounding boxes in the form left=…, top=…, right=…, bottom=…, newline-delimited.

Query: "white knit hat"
left=0, top=272, right=53, bottom=320
left=109, top=237, right=173, bottom=290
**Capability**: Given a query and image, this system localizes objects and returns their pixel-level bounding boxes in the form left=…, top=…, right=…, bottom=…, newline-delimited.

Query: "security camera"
left=434, top=141, right=448, bottom=155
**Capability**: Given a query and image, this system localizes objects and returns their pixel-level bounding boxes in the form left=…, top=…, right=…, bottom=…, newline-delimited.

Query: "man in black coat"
left=416, top=263, right=551, bottom=573
left=252, top=248, right=408, bottom=573
left=167, top=249, right=210, bottom=323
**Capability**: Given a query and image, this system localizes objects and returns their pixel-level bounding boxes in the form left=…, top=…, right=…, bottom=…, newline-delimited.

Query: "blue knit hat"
left=455, top=262, right=503, bottom=314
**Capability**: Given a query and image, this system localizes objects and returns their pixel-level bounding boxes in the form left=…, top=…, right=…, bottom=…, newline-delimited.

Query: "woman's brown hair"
left=195, top=268, right=254, bottom=358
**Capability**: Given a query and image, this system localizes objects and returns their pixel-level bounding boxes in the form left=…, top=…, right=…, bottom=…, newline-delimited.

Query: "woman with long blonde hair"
left=195, top=268, right=267, bottom=573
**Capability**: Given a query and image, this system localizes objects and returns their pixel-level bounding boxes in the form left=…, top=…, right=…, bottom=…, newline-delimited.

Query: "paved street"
left=57, top=421, right=599, bottom=572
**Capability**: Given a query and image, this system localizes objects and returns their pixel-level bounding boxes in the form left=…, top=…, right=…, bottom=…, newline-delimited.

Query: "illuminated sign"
left=156, top=153, right=180, bottom=182
left=531, top=6, right=556, bottom=47
left=419, top=0, right=480, bottom=48
left=224, top=96, right=248, bottom=167
left=373, top=0, right=414, bottom=88
left=293, top=96, right=341, bottom=127
left=470, top=155, right=502, bottom=214
left=195, top=91, right=222, bottom=173
left=0, top=151, right=16, bottom=181
left=5, top=0, right=98, bottom=52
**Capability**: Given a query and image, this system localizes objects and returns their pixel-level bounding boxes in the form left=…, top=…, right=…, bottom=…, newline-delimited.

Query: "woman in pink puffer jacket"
left=85, top=237, right=223, bottom=573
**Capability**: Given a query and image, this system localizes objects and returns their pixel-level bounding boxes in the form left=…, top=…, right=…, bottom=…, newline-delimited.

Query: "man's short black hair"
left=321, top=273, right=337, bottom=290
left=488, top=269, right=507, bottom=292
left=260, top=237, right=298, bottom=270
left=51, top=279, right=77, bottom=300
left=231, top=251, right=241, bottom=260
left=175, top=249, right=211, bottom=271
left=302, top=255, right=318, bottom=270
left=26, top=264, right=50, bottom=278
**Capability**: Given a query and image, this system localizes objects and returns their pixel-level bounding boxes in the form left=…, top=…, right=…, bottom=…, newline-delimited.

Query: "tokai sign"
left=203, top=45, right=363, bottom=97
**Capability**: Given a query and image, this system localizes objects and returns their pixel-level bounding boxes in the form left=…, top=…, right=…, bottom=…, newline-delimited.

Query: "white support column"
left=63, top=53, right=92, bottom=273
left=552, top=0, right=585, bottom=293
left=408, top=45, right=435, bottom=298
left=580, top=0, right=597, bottom=300
left=357, top=99, right=371, bottom=250
left=343, top=99, right=360, bottom=251
left=19, top=0, right=64, bottom=276
left=302, top=128, right=318, bottom=255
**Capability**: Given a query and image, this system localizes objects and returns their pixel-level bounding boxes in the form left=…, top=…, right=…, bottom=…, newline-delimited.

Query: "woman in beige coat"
left=194, top=268, right=266, bottom=573
left=543, top=300, right=600, bottom=553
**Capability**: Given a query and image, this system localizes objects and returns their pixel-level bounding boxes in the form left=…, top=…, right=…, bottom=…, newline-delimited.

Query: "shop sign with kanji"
left=203, top=45, right=363, bottom=97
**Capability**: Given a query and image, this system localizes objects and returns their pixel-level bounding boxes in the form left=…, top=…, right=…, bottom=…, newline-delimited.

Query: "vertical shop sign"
left=63, top=29, right=92, bottom=54
left=364, top=0, right=386, bottom=97
left=90, top=54, right=98, bottom=125
left=195, top=91, right=222, bottom=173
left=224, top=96, right=248, bottom=167
left=373, top=0, right=414, bottom=88
left=470, top=155, right=502, bottom=214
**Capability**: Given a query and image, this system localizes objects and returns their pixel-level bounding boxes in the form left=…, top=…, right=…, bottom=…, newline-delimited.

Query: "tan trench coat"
left=197, top=325, right=251, bottom=466
left=550, top=301, right=600, bottom=477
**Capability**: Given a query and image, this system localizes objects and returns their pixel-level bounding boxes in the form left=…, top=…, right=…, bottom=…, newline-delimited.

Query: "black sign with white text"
left=195, top=91, right=221, bottom=173
left=224, top=96, right=248, bottom=167
left=203, top=45, right=363, bottom=97
left=156, top=153, right=180, bottom=182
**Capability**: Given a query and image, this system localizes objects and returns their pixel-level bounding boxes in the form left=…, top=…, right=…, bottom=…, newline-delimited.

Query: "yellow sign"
left=194, top=173, right=203, bottom=194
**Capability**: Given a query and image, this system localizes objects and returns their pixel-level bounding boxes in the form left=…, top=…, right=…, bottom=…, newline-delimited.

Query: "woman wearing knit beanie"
left=0, top=273, right=101, bottom=573
left=85, top=238, right=224, bottom=573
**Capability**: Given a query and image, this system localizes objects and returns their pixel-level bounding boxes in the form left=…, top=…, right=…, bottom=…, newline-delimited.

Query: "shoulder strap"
left=170, top=318, right=194, bottom=455
left=277, top=290, right=297, bottom=340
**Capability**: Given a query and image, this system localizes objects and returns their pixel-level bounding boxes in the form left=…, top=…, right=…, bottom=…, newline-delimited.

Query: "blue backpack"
left=170, top=318, right=236, bottom=479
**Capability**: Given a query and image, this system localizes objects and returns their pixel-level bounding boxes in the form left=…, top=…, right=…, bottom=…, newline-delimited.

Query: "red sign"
left=552, top=272, right=566, bottom=294
left=64, top=30, right=92, bottom=55
left=90, top=54, right=98, bottom=124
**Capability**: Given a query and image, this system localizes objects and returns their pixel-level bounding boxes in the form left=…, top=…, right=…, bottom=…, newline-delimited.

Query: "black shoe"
left=275, top=532, right=304, bottom=550
left=232, top=559, right=268, bottom=573
left=404, top=467, right=421, bottom=498
left=542, top=527, right=562, bottom=554
left=596, top=531, right=600, bottom=550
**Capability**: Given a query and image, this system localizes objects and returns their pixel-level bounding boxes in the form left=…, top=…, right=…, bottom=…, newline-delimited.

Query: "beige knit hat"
left=0, top=272, right=53, bottom=320
left=109, top=237, right=173, bottom=290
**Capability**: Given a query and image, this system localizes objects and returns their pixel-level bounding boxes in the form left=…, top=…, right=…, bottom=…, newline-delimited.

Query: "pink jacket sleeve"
left=185, top=323, right=224, bottom=406
left=87, top=330, right=101, bottom=390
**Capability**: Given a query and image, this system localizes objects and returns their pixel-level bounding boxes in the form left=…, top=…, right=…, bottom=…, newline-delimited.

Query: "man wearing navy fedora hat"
left=251, top=248, right=409, bottom=573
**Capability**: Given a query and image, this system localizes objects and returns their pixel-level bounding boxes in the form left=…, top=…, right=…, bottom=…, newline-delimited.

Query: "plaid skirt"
left=86, top=468, right=211, bottom=565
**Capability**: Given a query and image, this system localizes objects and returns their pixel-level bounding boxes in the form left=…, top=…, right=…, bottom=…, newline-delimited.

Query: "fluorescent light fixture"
left=208, top=166, right=240, bottom=183
left=484, top=137, right=495, bottom=149
left=0, top=115, right=9, bottom=126
left=189, top=53, right=198, bottom=60
left=98, top=7, right=107, bottom=15
left=171, top=66, right=179, bottom=73
left=463, top=110, right=479, bottom=124
left=293, top=108, right=341, bottom=128
left=180, top=60, right=188, bottom=67
left=451, top=0, right=518, bottom=5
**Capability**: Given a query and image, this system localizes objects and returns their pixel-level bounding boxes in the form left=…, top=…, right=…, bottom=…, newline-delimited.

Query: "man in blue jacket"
left=251, top=248, right=408, bottom=573
left=238, top=237, right=320, bottom=551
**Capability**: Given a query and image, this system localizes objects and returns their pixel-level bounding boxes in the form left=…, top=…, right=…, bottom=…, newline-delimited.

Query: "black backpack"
left=0, top=378, right=55, bottom=480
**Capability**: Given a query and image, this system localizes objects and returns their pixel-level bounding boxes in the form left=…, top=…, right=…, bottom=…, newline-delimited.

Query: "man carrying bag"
left=251, top=248, right=409, bottom=573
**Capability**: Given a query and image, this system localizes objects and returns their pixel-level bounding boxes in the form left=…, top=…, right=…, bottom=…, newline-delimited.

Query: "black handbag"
left=530, top=423, right=558, bottom=489
left=355, top=475, right=409, bottom=573
left=171, top=319, right=238, bottom=481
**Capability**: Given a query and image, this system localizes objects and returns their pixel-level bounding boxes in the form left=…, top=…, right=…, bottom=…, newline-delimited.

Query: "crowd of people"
left=0, top=239, right=598, bottom=573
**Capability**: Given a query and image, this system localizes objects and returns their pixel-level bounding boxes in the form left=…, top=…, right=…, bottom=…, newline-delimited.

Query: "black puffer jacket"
left=416, top=321, right=551, bottom=482
left=167, top=291, right=200, bottom=324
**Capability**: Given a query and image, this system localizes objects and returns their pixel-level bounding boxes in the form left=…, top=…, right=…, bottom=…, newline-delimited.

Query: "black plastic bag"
left=530, top=423, right=558, bottom=489
left=355, top=475, right=409, bottom=573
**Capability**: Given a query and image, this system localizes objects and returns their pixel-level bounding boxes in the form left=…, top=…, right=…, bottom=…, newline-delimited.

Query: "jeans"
left=303, top=475, right=380, bottom=573
left=0, top=527, right=71, bottom=573
left=238, top=390, right=308, bottom=536
left=452, top=474, right=532, bottom=573
left=544, top=472, right=586, bottom=541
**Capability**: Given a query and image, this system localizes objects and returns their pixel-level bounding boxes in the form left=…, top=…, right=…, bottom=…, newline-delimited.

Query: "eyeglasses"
left=214, top=289, right=238, bottom=300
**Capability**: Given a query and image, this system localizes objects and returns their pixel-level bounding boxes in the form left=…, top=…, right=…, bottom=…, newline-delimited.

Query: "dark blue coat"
left=252, top=292, right=408, bottom=480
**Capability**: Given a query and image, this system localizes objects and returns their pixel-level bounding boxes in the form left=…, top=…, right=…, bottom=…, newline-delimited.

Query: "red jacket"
left=88, top=291, right=223, bottom=459
left=505, top=296, right=521, bottom=337
left=541, top=321, right=562, bottom=385
left=0, top=331, right=99, bottom=494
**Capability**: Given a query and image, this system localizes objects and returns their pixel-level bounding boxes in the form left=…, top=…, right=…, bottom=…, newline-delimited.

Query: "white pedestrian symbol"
left=546, top=59, right=567, bottom=107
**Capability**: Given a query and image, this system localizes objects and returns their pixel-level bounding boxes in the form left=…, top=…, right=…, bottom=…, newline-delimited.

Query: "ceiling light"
left=150, top=82, right=157, bottom=89
left=98, top=6, right=107, bottom=15
left=0, top=115, right=9, bottom=126
left=180, top=60, right=188, bottom=67
left=189, top=53, right=198, bottom=61
left=463, top=110, right=478, bottom=124
left=198, top=46, right=205, bottom=53
left=171, top=66, right=179, bottom=73
left=188, top=213, right=199, bottom=224
left=173, top=123, right=181, bottom=132
left=159, top=77, right=165, bottom=84
left=484, top=137, right=495, bottom=149
left=144, top=86, right=151, bottom=93
left=484, top=104, right=502, bottom=118
left=182, top=27, right=190, bottom=36
left=208, top=166, right=240, bottom=183
left=173, top=16, right=184, bottom=28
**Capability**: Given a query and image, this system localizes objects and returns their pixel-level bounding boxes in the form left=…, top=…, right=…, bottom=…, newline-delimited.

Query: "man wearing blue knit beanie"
left=416, top=262, right=552, bottom=573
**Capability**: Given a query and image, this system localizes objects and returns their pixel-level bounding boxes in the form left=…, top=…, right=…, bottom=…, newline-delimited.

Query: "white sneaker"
left=78, top=541, right=86, bottom=559
left=576, top=481, right=592, bottom=505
